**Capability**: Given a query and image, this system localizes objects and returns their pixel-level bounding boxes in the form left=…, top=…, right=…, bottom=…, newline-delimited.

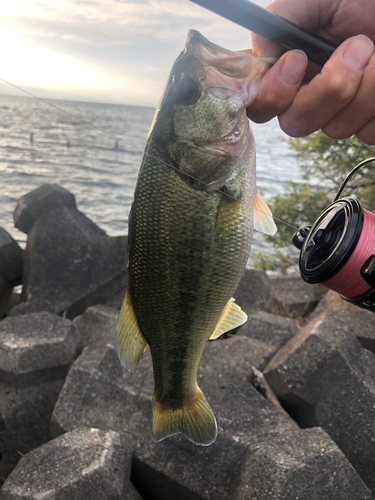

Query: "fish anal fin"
left=151, top=386, right=217, bottom=446
left=209, top=297, right=247, bottom=340
left=254, top=191, right=277, bottom=235
left=116, top=288, right=147, bottom=372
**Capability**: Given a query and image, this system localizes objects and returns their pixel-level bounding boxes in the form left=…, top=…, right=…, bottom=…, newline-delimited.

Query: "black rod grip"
left=190, top=0, right=338, bottom=66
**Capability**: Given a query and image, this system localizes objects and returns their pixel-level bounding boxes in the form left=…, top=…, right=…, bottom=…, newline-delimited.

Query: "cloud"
left=7, top=0, right=255, bottom=46
left=0, top=0, right=272, bottom=105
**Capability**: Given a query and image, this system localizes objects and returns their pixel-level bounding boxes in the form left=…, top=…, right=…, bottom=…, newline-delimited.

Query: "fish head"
left=149, top=30, right=273, bottom=191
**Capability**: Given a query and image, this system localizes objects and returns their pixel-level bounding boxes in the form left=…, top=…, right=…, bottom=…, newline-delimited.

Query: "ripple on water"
left=0, top=95, right=303, bottom=255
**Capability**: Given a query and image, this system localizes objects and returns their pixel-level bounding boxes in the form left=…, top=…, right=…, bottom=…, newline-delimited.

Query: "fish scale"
left=116, top=29, right=277, bottom=446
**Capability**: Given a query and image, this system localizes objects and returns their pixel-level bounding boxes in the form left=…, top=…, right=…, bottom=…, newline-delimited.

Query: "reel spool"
left=292, top=158, right=375, bottom=312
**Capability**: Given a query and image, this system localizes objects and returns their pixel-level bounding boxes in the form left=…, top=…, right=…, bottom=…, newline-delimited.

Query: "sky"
left=0, top=0, right=271, bottom=107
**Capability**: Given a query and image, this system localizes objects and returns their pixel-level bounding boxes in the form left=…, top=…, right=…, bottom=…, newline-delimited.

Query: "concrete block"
left=50, top=335, right=371, bottom=499
left=1, top=427, right=134, bottom=500
left=51, top=336, right=285, bottom=443
left=51, top=343, right=153, bottom=441
left=10, top=188, right=127, bottom=319
left=13, top=184, right=76, bottom=234
left=237, top=310, right=299, bottom=351
left=0, top=228, right=23, bottom=285
left=0, top=277, right=13, bottom=320
left=268, top=275, right=326, bottom=319
left=233, top=268, right=272, bottom=316
left=311, top=289, right=375, bottom=353
left=0, top=312, right=80, bottom=388
left=72, top=304, right=118, bottom=351
left=0, top=380, right=64, bottom=483
left=265, top=312, right=375, bottom=493
left=132, top=427, right=371, bottom=500
left=237, top=427, right=372, bottom=500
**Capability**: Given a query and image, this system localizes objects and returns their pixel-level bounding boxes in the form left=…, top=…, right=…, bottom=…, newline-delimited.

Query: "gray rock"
left=10, top=186, right=127, bottom=319
left=51, top=343, right=154, bottom=441
left=51, top=336, right=370, bottom=499
left=1, top=427, right=135, bottom=500
left=13, top=184, right=76, bottom=234
left=72, top=304, right=118, bottom=351
left=311, top=289, right=352, bottom=318
left=5, top=293, right=22, bottom=316
left=0, top=228, right=23, bottom=285
left=51, top=336, right=284, bottom=443
left=311, top=289, right=375, bottom=353
left=51, top=338, right=290, bottom=499
left=0, top=379, right=64, bottom=483
left=233, top=268, right=272, bottom=316
left=132, top=426, right=371, bottom=500
left=0, top=277, right=13, bottom=320
left=0, top=312, right=80, bottom=389
left=236, top=427, right=372, bottom=500
left=265, top=312, right=375, bottom=494
left=268, top=275, right=326, bottom=319
left=237, top=310, right=299, bottom=351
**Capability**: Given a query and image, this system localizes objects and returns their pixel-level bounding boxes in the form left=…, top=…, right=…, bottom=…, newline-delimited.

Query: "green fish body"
left=117, top=30, right=276, bottom=446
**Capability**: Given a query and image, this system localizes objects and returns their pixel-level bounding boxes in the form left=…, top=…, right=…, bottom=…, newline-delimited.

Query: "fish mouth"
left=186, top=30, right=272, bottom=107
left=203, top=108, right=250, bottom=158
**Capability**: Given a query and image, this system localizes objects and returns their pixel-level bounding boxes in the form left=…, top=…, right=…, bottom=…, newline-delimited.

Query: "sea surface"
left=0, top=94, right=303, bottom=257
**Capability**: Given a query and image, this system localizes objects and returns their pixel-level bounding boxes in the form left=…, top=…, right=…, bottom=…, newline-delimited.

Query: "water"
left=0, top=93, right=302, bottom=256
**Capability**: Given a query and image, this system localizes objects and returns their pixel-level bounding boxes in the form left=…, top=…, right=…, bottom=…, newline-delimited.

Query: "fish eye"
left=175, top=79, right=200, bottom=105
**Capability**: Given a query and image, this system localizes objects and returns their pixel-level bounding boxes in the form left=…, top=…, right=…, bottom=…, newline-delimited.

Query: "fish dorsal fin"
left=209, top=298, right=248, bottom=340
left=254, top=191, right=277, bottom=235
left=116, top=289, right=148, bottom=372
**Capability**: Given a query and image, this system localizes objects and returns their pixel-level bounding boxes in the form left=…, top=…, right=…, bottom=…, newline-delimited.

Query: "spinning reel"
left=292, top=158, right=375, bottom=312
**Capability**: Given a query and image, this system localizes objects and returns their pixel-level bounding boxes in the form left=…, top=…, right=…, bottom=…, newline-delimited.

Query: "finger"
left=356, top=117, right=375, bottom=146
left=278, top=35, right=374, bottom=137
left=322, top=52, right=375, bottom=139
left=247, top=50, right=308, bottom=124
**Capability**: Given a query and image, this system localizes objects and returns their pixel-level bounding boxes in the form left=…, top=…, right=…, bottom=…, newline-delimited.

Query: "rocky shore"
left=1, top=184, right=375, bottom=499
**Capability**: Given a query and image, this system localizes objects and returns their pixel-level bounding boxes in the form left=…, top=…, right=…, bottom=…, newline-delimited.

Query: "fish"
left=116, top=29, right=277, bottom=446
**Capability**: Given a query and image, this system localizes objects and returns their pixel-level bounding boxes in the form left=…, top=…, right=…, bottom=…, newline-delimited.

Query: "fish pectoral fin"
left=151, top=386, right=217, bottom=446
left=209, top=297, right=248, bottom=340
left=254, top=191, right=277, bottom=235
left=116, top=288, right=147, bottom=372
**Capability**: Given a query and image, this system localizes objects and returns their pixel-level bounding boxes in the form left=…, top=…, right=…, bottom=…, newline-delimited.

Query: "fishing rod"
left=190, top=0, right=338, bottom=66
left=292, top=158, right=375, bottom=313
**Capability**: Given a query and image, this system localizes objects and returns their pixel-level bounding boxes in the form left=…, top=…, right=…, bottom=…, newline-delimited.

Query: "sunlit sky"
left=0, top=0, right=271, bottom=107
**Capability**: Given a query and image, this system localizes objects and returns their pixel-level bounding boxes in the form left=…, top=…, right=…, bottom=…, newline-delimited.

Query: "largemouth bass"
left=116, top=30, right=277, bottom=446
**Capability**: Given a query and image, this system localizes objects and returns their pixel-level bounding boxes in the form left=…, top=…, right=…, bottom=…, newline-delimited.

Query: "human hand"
left=247, top=0, right=375, bottom=145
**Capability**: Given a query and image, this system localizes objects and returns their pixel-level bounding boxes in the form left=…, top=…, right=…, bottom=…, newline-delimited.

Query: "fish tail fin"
left=151, top=386, right=217, bottom=446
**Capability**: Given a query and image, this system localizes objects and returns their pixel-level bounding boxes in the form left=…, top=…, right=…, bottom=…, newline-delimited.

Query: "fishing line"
left=1, top=77, right=297, bottom=231
left=333, top=157, right=375, bottom=202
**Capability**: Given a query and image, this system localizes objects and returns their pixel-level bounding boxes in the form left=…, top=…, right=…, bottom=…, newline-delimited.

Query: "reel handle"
left=361, top=255, right=375, bottom=289
left=292, top=225, right=311, bottom=250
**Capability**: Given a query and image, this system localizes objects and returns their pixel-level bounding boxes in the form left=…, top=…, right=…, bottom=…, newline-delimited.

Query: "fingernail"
left=279, top=50, right=308, bottom=86
left=343, top=35, right=374, bottom=71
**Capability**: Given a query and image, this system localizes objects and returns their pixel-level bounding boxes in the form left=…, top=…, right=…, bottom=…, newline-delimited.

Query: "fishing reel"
left=292, top=158, right=375, bottom=312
